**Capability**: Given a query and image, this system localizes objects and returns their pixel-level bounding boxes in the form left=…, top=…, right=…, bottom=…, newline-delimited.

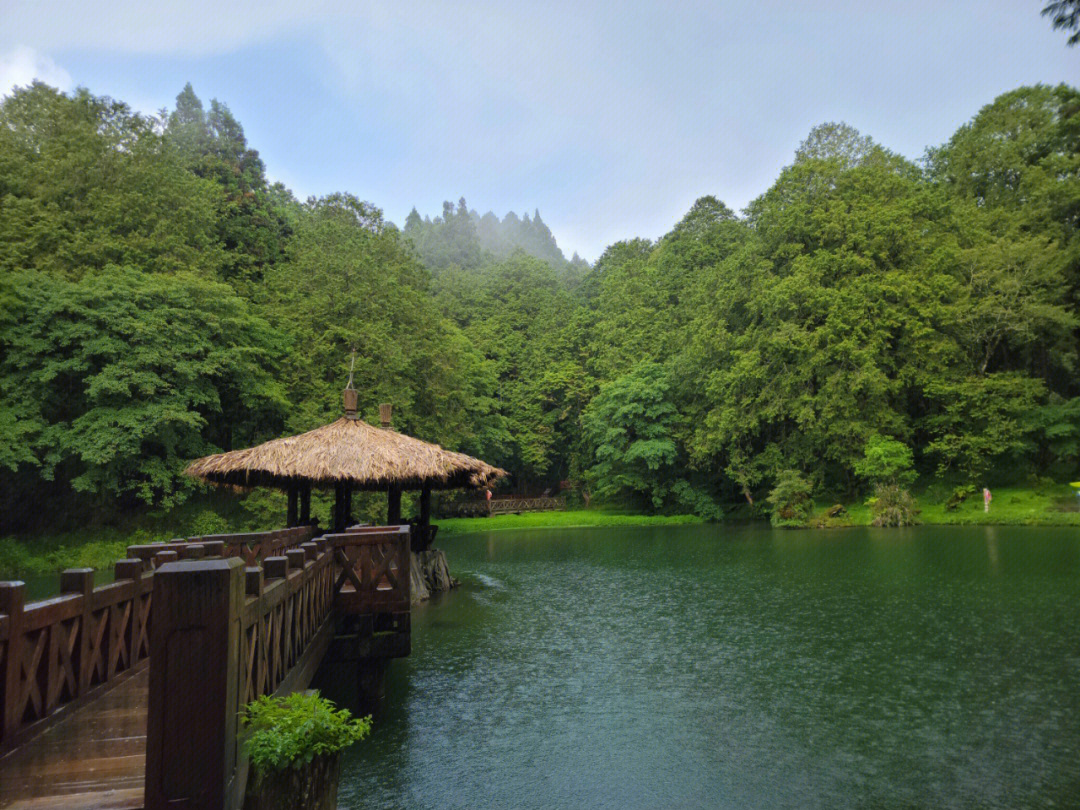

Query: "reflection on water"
left=321, top=523, right=1080, bottom=809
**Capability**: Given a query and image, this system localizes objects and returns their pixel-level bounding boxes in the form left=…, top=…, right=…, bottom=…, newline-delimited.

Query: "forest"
left=1, top=80, right=1078, bottom=534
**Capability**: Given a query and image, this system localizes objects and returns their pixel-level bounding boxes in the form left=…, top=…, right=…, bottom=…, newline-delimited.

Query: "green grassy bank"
left=812, top=484, right=1080, bottom=529
left=436, top=510, right=704, bottom=534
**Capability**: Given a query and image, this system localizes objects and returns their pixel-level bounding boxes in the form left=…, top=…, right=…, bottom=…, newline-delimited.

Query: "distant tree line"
left=0, top=80, right=1077, bottom=531
left=404, top=198, right=590, bottom=278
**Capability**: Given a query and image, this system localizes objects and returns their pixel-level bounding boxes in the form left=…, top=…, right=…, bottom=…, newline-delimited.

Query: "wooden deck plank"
left=0, top=669, right=147, bottom=810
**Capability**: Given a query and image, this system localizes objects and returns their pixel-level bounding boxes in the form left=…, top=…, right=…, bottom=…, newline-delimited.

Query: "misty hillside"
left=403, top=198, right=590, bottom=275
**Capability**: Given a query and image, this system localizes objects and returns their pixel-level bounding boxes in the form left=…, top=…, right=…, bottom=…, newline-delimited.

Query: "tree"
left=582, top=363, right=720, bottom=517
left=260, top=193, right=501, bottom=460
left=0, top=266, right=285, bottom=525
left=794, top=121, right=876, bottom=167
left=855, top=436, right=919, bottom=527
left=164, top=85, right=292, bottom=281
left=923, top=373, right=1043, bottom=480
left=854, top=436, right=916, bottom=488
left=688, top=131, right=954, bottom=496
left=1043, top=1, right=1080, bottom=45
left=0, top=83, right=225, bottom=281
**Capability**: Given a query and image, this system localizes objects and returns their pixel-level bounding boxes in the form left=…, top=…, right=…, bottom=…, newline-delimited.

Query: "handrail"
left=323, top=526, right=411, bottom=615
left=0, top=560, right=153, bottom=753
left=237, top=540, right=335, bottom=711
left=1, top=523, right=407, bottom=775
left=144, top=541, right=338, bottom=810
left=127, top=525, right=314, bottom=567
left=0, top=526, right=316, bottom=753
left=144, top=529, right=407, bottom=810
left=487, top=496, right=566, bottom=515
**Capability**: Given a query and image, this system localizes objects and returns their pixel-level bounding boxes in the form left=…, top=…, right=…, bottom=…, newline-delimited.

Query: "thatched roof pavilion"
left=185, top=417, right=504, bottom=492
left=185, top=394, right=505, bottom=542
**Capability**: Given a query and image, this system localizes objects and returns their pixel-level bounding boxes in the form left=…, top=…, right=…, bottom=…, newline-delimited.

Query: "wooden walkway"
left=0, top=669, right=147, bottom=809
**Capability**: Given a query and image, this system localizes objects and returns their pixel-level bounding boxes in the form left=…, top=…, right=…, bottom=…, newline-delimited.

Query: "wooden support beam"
left=334, top=481, right=352, bottom=532
left=299, top=483, right=311, bottom=524
left=286, top=484, right=299, bottom=528
left=387, top=486, right=402, bottom=526
left=416, top=485, right=432, bottom=551
left=144, top=558, right=244, bottom=810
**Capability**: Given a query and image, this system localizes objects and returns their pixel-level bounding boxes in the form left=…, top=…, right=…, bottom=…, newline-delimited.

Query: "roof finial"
left=343, top=350, right=358, bottom=420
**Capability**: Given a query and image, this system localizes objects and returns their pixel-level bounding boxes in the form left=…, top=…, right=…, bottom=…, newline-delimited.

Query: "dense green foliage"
left=2, top=78, right=1078, bottom=537
left=243, top=691, right=371, bottom=771
left=766, top=470, right=815, bottom=528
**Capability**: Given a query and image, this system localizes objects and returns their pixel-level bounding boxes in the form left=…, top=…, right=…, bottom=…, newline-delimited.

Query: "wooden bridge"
left=0, top=524, right=412, bottom=810
left=486, top=496, right=565, bottom=515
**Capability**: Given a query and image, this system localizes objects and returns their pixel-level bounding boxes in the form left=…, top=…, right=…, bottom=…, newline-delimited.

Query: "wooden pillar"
left=387, top=486, right=402, bottom=525
left=144, top=558, right=244, bottom=810
left=299, top=483, right=311, bottom=524
left=0, top=581, right=26, bottom=745
left=417, top=485, right=432, bottom=551
left=286, top=484, right=299, bottom=528
left=334, top=481, right=352, bottom=532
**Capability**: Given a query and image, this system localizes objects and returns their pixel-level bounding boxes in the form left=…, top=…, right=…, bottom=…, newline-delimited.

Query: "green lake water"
left=323, top=523, right=1080, bottom=809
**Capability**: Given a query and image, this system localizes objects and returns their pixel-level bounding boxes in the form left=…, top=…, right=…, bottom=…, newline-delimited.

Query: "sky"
left=1, top=1, right=1076, bottom=262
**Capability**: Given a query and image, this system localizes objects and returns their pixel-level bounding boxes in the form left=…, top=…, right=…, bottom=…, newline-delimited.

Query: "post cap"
left=343, top=388, right=358, bottom=420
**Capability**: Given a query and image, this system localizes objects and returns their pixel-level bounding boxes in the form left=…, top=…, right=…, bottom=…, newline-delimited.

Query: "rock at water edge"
left=410, top=549, right=459, bottom=603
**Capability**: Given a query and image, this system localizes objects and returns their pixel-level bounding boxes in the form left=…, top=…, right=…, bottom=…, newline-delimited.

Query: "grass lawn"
left=437, top=509, right=705, bottom=534
left=810, top=484, right=1080, bottom=528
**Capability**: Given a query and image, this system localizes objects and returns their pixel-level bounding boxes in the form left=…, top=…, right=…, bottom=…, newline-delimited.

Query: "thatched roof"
left=185, top=417, right=506, bottom=491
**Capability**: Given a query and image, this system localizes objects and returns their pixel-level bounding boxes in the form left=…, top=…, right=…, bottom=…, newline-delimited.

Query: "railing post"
left=1, top=581, right=26, bottom=745
left=144, top=558, right=244, bottom=810
left=60, top=569, right=95, bottom=695
left=286, top=549, right=307, bottom=572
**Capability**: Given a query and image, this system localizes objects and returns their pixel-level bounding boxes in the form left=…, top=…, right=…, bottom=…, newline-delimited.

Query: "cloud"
left=0, top=46, right=72, bottom=97
left=3, top=0, right=332, bottom=55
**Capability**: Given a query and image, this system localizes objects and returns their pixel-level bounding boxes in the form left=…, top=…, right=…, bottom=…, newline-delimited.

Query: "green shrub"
left=854, top=436, right=916, bottom=487
left=945, top=486, right=973, bottom=511
left=868, top=483, right=920, bottom=527
left=189, top=509, right=231, bottom=537
left=242, top=691, right=371, bottom=771
left=767, top=470, right=814, bottom=527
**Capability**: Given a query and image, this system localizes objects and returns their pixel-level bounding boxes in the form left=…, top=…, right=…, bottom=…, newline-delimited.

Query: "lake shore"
left=4, top=485, right=1079, bottom=579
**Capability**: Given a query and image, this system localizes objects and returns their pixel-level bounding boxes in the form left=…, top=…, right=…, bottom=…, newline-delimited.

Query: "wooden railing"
left=0, top=525, right=316, bottom=754
left=0, top=560, right=153, bottom=753
left=2, top=523, right=410, bottom=809
left=238, top=541, right=335, bottom=705
left=325, top=525, right=411, bottom=615
left=487, top=496, right=566, bottom=515
left=144, top=539, right=338, bottom=810
left=126, top=525, right=314, bottom=567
